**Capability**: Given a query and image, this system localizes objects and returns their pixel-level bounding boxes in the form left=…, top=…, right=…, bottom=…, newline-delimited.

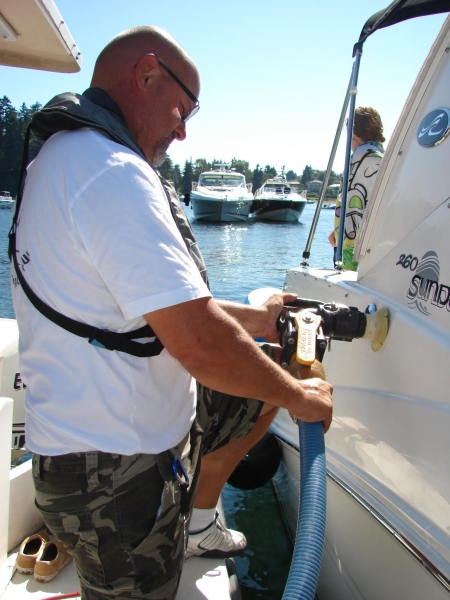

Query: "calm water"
left=189, top=204, right=335, bottom=303
left=189, top=204, right=335, bottom=599
left=0, top=205, right=14, bottom=319
left=0, top=202, right=335, bottom=599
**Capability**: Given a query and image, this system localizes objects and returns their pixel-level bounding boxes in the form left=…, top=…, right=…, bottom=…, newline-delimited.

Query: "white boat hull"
left=270, top=263, right=450, bottom=599
left=320, top=472, right=450, bottom=600
left=269, top=16, right=450, bottom=598
left=273, top=421, right=450, bottom=600
left=190, top=166, right=254, bottom=222
left=191, top=197, right=253, bottom=222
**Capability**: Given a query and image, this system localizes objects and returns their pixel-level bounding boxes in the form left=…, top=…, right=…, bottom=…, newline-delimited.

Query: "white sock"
left=189, top=507, right=217, bottom=533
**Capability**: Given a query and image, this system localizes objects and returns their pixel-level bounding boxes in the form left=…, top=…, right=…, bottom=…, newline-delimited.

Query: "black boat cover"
left=354, top=0, right=450, bottom=54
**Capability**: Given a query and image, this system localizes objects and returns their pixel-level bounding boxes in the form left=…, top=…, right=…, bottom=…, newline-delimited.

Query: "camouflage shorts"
left=32, top=349, right=271, bottom=599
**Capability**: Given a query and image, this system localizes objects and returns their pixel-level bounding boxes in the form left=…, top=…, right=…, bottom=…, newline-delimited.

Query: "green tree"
left=193, top=158, right=210, bottom=180
left=314, top=169, right=341, bottom=185
left=230, top=158, right=252, bottom=183
left=0, top=97, right=43, bottom=194
left=329, top=170, right=341, bottom=185
left=301, top=165, right=314, bottom=187
left=173, top=164, right=182, bottom=191
left=262, top=164, right=277, bottom=184
left=325, top=186, right=339, bottom=198
left=158, top=156, right=174, bottom=181
left=0, top=98, right=22, bottom=194
left=286, top=169, right=297, bottom=181
left=252, top=164, right=264, bottom=193
left=181, top=160, right=194, bottom=194
left=27, top=103, right=43, bottom=162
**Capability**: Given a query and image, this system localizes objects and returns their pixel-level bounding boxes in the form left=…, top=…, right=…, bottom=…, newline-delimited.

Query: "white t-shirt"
left=12, top=129, right=211, bottom=456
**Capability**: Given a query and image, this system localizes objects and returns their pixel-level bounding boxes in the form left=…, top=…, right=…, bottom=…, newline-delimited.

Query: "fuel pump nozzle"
left=278, top=299, right=389, bottom=371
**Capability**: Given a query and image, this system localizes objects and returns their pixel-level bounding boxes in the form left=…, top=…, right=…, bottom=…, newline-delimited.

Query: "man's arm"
left=216, top=293, right=297, bottom=343
left=145, top=296, right=333, bottom=432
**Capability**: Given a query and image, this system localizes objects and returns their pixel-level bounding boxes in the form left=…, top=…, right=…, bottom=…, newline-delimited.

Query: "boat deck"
left=1, top=547, right=232, bottom=599
left=1, top=455, right=233, bottom=600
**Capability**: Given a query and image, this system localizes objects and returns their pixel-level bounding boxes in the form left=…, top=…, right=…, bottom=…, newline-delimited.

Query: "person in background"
left=11, top=26, right=333, bottom=599
left=329, top=106, right=385, bottom=270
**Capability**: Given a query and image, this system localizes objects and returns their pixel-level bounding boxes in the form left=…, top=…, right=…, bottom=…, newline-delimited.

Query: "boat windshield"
left=199, top=175, right=245, bottom=187
left=264, top=186, right=290, bottom=193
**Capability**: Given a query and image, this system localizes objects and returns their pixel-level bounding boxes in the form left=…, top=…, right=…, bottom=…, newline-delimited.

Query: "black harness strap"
left=9, top=125, right=164, bottom=358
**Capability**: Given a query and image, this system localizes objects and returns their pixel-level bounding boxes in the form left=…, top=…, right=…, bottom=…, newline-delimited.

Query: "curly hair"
left=353, top=106, right=385, bottom=143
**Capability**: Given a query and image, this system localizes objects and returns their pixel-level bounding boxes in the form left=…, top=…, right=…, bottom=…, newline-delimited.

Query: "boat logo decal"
left=417, top=108, right=450, bottom=147
left=397, top=251, right=449, bottom=316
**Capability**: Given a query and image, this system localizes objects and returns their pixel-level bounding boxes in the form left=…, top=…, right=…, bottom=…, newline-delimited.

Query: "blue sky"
left=1, top=0, right=447, bottom=175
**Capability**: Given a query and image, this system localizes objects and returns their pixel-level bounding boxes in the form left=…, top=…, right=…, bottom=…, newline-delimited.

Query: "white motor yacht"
left=0, top=193, right=13, bottom=204
left=190, top=164, right=254, bottom=222
left=251, top=176, right=307, bottom=222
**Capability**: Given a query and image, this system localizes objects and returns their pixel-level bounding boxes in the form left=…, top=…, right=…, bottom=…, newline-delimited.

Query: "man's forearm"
left=145, top=297, right=332, bottom=427
left=217, top=292, right=297, bottom=343
left=150, top=298, right=287, bottom=403
left=216, top=299, right=267, bottom=339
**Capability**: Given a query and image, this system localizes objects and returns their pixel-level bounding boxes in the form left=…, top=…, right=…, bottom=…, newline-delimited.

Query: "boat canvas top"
left=352, top=0, right=450, bottom=285
left=355, top=0, right=450, bottom=51
left=302, top=0, right=450, bottom=265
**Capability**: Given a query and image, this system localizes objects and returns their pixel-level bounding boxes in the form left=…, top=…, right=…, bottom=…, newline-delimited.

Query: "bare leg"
left=194, top=403, right=278, bottom=509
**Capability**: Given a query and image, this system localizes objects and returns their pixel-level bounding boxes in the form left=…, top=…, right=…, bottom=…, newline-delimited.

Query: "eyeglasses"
left=146, top=53, right=200, bottom=122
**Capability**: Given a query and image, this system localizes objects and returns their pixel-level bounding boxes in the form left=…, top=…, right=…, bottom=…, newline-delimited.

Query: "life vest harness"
left=9, top=90, right=209, bottom=358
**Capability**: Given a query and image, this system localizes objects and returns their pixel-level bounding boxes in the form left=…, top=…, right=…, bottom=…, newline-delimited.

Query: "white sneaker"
left=186, top=512, right=247, bottom=559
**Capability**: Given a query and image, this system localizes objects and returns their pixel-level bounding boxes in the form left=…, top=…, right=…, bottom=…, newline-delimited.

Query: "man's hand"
left=259, top=292, right=297, bottom=342
left=290, top=378, right=333, bottom=433
left=217, top=292, right=297, bottom=342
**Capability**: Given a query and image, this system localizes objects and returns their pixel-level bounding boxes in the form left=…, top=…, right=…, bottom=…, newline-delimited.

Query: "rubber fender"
left=226, top=558, right=243, bottom=600
left=227, top=431, right=281, bottom=490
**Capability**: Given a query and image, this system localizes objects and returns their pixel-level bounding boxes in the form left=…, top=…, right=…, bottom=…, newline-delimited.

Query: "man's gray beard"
left=151, top=139, right=170, bottom=167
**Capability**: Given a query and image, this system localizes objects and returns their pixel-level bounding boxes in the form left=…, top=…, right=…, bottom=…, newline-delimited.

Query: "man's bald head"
left=92, top=26, right=197, bottom=88
left=90, top=26, right=200, bottom=165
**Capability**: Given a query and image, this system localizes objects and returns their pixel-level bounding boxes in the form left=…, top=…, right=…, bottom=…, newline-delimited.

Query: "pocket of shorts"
left=130, top=480, right=185, bottom=596
left=36, top=504, right=105, bottom=585
left=32, top=454, right=91, bottom=495
left=36, top=504, right=97, bottom=551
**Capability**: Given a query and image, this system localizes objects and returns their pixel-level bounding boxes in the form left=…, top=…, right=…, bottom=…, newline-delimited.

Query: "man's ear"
left=134, top=54, right=159, bottom=91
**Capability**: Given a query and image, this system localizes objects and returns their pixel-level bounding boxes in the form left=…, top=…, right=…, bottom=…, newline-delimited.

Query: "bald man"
left=12, top=26, right=332, bottom=599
